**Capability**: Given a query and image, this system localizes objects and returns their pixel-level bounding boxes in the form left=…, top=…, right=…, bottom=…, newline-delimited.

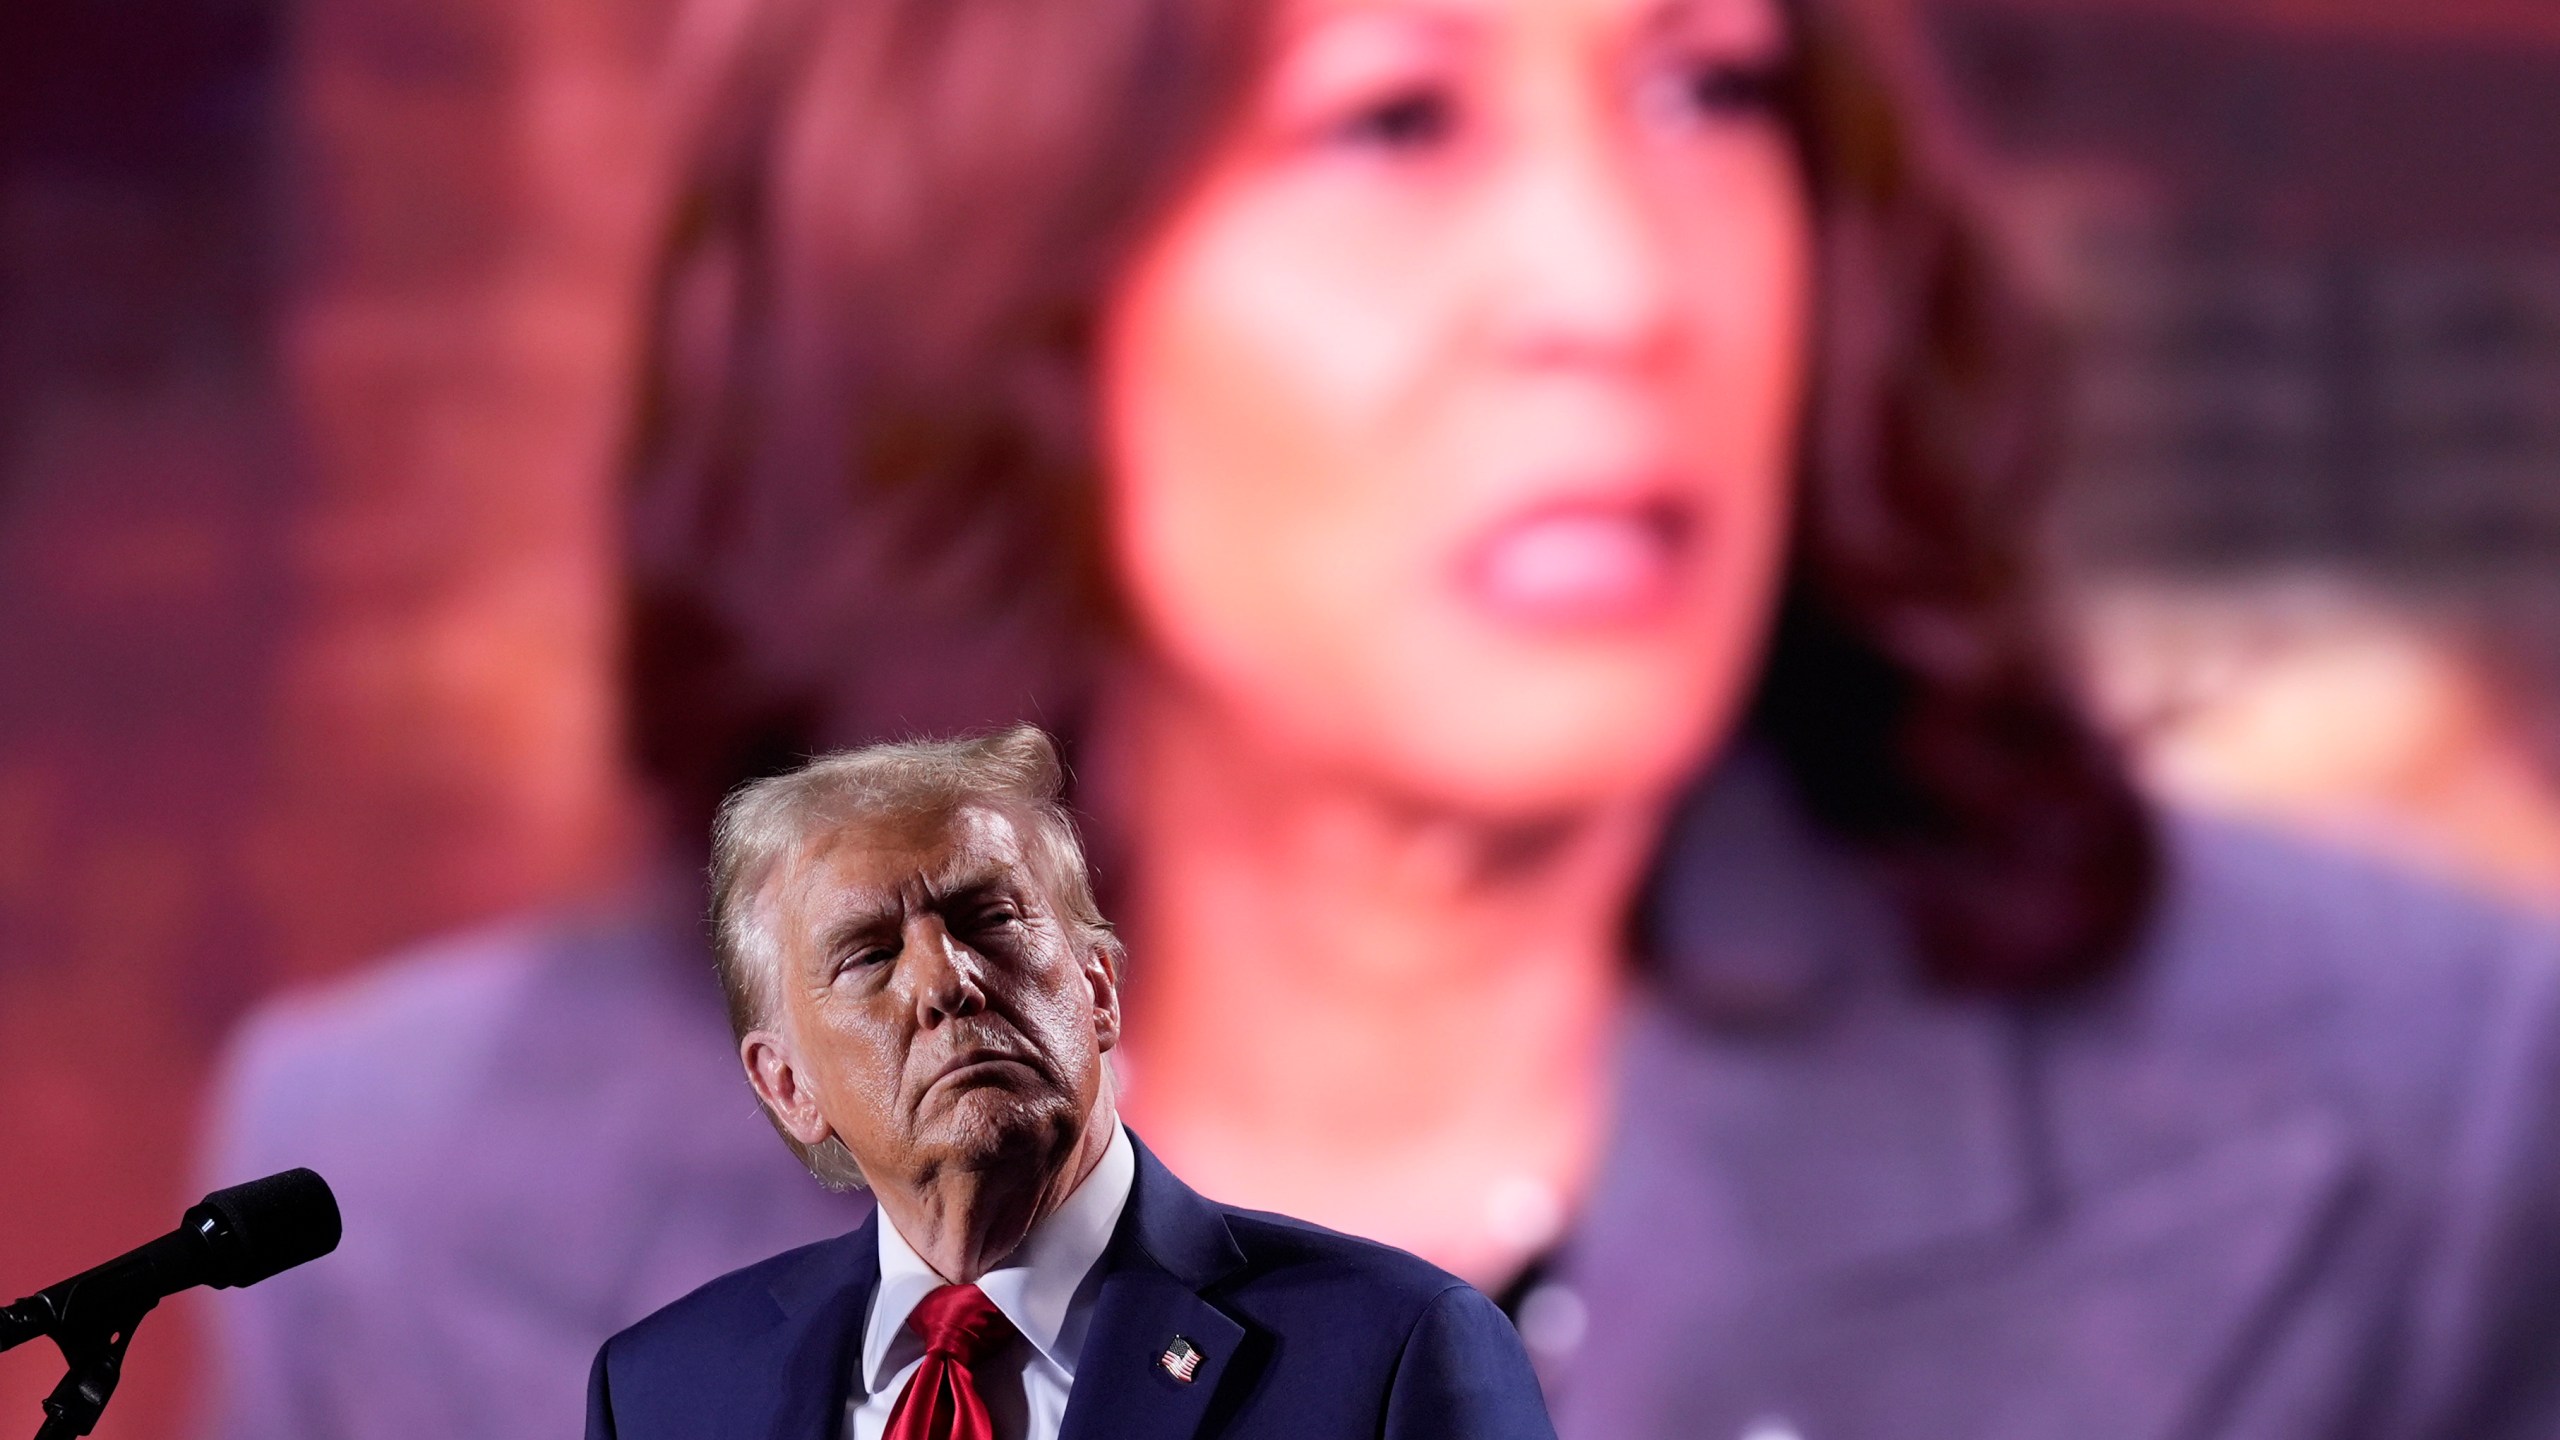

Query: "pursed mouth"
left=922, top=1049, right=1046, bottom=1101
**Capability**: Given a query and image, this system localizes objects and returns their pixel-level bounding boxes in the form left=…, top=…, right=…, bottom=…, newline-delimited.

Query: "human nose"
left=905, top=916, right=989, bottom=1029
left=1479, top=107, right=1678, bottom=370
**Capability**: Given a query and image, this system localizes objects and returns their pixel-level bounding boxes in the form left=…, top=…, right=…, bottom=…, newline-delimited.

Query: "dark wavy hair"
left=620, top=0, right=2158, bottom=994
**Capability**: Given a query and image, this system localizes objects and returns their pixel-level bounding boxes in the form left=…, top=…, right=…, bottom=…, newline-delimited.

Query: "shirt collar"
left=862, top=1122, right=1136, bottom=1394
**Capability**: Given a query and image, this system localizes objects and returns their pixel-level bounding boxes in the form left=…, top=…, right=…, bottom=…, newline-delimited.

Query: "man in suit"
left=585, top=726, right=1555, bottom=1440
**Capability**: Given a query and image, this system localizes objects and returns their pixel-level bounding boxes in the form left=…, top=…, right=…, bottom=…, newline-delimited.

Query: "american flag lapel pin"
left=1157, top=1335, right=1204, bottom=1383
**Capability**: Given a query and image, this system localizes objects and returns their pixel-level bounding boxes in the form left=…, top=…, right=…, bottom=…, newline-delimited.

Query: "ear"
left=742, top=1028, right=836, bottom=1149
left=1084, top=942, right=1124, bottom=1054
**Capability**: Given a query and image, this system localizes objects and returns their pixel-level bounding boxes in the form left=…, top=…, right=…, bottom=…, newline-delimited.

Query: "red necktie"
left=883, top=1283, right=1018, bottom=1440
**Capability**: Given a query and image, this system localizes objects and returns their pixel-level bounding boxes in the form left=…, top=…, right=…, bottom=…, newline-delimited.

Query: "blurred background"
left=2, top=0, right=2556, bottom=1433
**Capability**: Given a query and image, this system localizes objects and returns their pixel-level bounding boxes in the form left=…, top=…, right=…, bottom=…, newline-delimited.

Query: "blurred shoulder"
left=215, top=904, right=677, bottom=1117
left=198, top=894, right=738, bottom=1213
left=2137, top=812, right=2559, bottom=1025
left=2064, top=811, right=2560, bottom=1162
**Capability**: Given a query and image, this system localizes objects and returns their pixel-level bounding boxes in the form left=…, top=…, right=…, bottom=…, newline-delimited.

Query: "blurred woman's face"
left=1101, top=0, right=1810, bottom=814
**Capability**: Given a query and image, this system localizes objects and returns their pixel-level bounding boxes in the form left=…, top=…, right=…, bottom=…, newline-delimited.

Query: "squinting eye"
left=955, top=903, right=1019, bottom=935
left=1332, top=87, right=1456, bottom=151
left=1645, top=58, right=1788, bottom=128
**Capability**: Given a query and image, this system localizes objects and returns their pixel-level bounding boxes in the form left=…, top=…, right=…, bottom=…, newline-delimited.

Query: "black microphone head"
left=190, top=1168, right=341, bottom=1289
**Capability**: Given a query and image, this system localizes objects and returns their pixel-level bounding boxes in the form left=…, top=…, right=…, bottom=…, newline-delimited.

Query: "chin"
left=921, top=1085, right=1082, bottom=1172
left=1356, top=649, right=1751, bottom=819
left=1399, top=725, right=1722, bottom=819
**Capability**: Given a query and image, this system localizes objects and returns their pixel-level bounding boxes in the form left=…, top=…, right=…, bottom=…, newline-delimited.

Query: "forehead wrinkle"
left=807, top=892, right=902, bottom=956
left=762, top=828, right=899, bottom=969
left=935, top=801, right=1029, bottom=871
left=922, top=831, right=1023, bottom=899
left=784, top=802, right=1025, bottom=932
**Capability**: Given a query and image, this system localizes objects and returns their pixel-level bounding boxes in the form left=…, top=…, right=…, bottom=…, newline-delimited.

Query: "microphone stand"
left=2, top=1285, right=156, bottom=1439
left=3, top=1169, right=337, bottom=1439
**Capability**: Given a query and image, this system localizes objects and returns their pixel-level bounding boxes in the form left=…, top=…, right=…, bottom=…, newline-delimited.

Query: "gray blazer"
left=202, top=761, right=2560, bottom=1440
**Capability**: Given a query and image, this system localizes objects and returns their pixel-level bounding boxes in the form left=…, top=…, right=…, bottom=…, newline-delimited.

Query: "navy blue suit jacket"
left=585, top=1135, right=1556, bottom=1440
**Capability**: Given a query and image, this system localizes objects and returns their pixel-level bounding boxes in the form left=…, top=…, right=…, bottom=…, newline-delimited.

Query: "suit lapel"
left=1057, top=1138, right=1250, bottom=1440
left=762, top=1213, right=882, bottom=1440
left=1057, top=1270, right=1250, bottom=1440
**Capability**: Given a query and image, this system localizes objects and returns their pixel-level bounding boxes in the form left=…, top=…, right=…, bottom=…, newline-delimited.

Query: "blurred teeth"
left=1467, top=504, right=1686, bottom=624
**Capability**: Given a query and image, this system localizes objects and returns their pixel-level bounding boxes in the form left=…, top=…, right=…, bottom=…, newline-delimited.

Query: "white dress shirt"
left=846, top=1124, right=1136, bottom=1440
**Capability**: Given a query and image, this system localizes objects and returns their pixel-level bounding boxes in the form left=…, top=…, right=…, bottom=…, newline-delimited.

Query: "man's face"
left=745, top=802, right=1120, bottom=1189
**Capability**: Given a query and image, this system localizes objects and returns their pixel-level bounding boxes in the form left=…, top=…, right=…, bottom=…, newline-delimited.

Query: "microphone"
left=0, top=1168, right=340, bottom=1354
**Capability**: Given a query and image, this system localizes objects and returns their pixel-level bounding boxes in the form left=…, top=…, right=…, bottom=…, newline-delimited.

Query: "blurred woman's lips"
left=1455, top=496, right=1695, bottom=627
